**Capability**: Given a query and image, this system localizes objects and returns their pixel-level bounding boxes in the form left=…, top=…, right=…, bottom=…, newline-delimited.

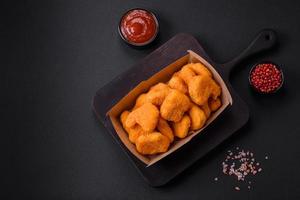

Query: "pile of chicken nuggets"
left=120, top=62, right=222, bottom=155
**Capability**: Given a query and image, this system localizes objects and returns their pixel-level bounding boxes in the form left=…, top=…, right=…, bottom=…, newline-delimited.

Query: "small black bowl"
left=249, top=61, right=284, bottom=94
left=118, top=8, right=159, bottom=47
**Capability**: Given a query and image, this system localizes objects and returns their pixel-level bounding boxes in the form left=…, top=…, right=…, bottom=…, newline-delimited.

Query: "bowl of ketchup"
left=118, top=8, right=159, bottom=46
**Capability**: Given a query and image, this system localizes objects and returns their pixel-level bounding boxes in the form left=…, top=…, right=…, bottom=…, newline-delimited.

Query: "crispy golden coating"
left=177, top=65, right=196, bottom=84
left=146, top=83, right=170, bottom=106
left=187, top=63, right=212, bottom=77
left=120, top=60, right=223, bottom=155
left=120, top=110, right=130, bottom=125
left=189, top=104, right=207, bottom=130
left=172, top=115, right=191, bottom=138
left=168, top=75, right=188, bottom=94
left=188, top=75, right=221, bottom=105
left=157, top=117, right=174, bottom=142
left=133, top=93, right=147, bottom=110
left=120, top=111, right=147, bottom=143
left=127, top=125, right=146, bottom=144
left=136, top=132, right=170, bottom=155
left=200, top=102, right=211, bottom=118
left=126, top=103, right=159, bottom=132
left=209, top=97, right=222, bottom=112
left=160, top=90, right=191, bottom=122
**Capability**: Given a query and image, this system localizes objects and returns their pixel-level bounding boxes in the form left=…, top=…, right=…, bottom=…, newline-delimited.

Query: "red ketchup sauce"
left=120, top=9, right=158, bottom=44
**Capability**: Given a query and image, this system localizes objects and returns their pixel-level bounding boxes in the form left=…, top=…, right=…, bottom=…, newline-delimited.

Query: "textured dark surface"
left=5, top=0, right=300, bottom=199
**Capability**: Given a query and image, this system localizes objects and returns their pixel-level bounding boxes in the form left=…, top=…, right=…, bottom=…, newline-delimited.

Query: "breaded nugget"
left=168, top=75, right=188, bottom=94
left=157, top=117, right=174, bottom=142
left=177, top=65, right=196, bottom=84
left=200, top=101, right=211, bottom=118
left=126, top=103, right=159, bottom=132
left=136, top=132, right=170, bottom=155
left=146, top=83, right=170, bottom=106
left=209, top=97, right=222, bottom=112
left=172, top=115, right=191, bottom=138
left=120, top=110, right=146, bottom=143
left=133, top=93, right=147, bottom=110
left=189, top=104, right=207, bottom=130
left=160, top=89, right=191, bottom=122
left=187, top=63, right=212, bottom=77
left=120, top=110, right=130, bottom=125
left=188, top=75, right=221, bottom=105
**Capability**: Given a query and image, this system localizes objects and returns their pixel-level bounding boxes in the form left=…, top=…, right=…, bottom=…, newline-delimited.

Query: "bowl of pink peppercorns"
left=249, top=61, right=284, bottom=94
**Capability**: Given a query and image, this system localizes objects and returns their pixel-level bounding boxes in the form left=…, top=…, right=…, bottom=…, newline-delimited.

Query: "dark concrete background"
left=4, top=0, right=300, bottom=199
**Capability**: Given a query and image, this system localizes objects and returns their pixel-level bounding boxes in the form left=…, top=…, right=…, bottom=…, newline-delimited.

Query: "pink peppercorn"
left=250, top=63, right=283, bottom=93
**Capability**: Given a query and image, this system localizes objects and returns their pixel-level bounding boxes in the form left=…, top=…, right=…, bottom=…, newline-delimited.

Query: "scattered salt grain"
left=258, top=168, right=262, bottom=172
left=265, top=156, right=269, bottom=160
left=217, top=147, right=266, bottom=191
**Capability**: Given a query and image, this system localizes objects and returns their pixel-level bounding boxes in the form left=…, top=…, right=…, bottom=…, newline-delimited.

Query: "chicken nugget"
left=133, top=93, right=147, bottom=110
left=200, top=101, right=211, bottom=118
left=146, top=83, right=170, bottom=106
left=177, top=65, right=196, bottom=84
left=157, top=117, right=174, bottom=142
left=187, top=63, right=212, bottom=77
left=189, top=104, right=207, bottom=130
left=126, top=103, right=159, bottom=132
left=136, top=132, right=170, bottom=155
left=188, top=75, right=221, bottom=106
left=209, top=97, right=222, bottom=112
left=120, top=110, right=130, bottom=125
left=160, top=90, right=191, bottom=122
left=172, top=115, right=191, bottom=138
left=168, top=75, right=188, bottom=94
left=120, top=110, right=147, bottom=143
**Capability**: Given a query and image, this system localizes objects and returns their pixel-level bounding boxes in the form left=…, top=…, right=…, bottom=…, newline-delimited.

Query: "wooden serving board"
left=92, top=30, right=277, bottom=186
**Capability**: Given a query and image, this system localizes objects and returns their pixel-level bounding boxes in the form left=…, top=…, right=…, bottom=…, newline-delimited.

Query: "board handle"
left=222, top=29, right=277, bottom=73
